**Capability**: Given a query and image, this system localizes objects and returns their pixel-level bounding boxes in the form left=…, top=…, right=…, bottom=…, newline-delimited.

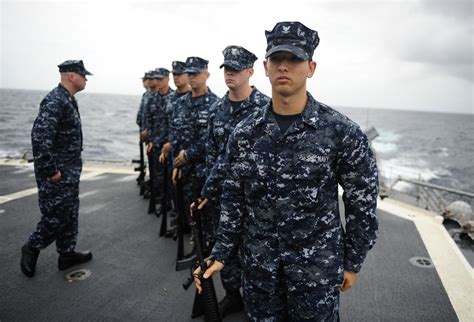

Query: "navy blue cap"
left=58, top=60, right=93, bottom=76
left=184, top=56, right=208, bottom=73
left=154, top=68, right=170, bottom=79
left=220, top=45, right=257, bottom=70
left=172, top=61, right=187, bottom=74
left=141, top=71, right=153, bottom=80
left=265, top=21, right=319, bottom=60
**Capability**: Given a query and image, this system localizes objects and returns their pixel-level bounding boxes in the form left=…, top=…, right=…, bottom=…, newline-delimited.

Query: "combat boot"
left=58, top=251, right=93, bottom=270
left=219, top=289, right=244, bottom=317
left=20, top=242, right=40, bottom=277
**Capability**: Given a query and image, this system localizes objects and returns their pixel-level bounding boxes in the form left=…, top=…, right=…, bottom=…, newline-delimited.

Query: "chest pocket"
left=238, top=154, right=270, bottom=202
left=292, top=150, right=332, bottom=182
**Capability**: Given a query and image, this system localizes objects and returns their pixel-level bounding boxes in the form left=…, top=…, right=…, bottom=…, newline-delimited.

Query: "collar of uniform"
left=159, top=88, right=174, bottom=97
left=255, top=92, right=319, bottom=128
left=300, top=93, right=320, bottom=130
left=57, top=83, right=76, bottom=103
left=224, top=86, right=259, bottom=114
left=189, top=87, right=213, bottom=106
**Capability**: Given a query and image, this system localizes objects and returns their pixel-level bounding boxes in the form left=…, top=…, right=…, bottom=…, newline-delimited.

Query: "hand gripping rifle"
left=182, top=205, right=222, bottom=322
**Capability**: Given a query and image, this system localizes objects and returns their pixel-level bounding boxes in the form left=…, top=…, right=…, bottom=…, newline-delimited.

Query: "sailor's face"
left=72, top=73, right=87, bottom=92
left=188, top=71, right=209, bottom=91
left=148, top=78, right=158, bottom=90
left=264, top=51, right=316, bottom=97
left=173, top=73, right=189, bottom=87
left=223, top=66, right=252, bottom=91
left=156, top=77, right=169, bottom=90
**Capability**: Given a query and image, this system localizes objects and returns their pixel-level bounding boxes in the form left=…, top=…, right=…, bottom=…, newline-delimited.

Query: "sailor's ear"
left=307, top=60, right=317, bottom=78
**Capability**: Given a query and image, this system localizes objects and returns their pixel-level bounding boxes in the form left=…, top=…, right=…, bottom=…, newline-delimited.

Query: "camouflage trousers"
left=147, top=148, right=163, bottom=198
left=243, top=265, right=340, bottom=321
left=29, top=163, right=82, bottom=254
left=221, top=249, right=242, bottom=292
left=210, top=202, right=242, bottom=292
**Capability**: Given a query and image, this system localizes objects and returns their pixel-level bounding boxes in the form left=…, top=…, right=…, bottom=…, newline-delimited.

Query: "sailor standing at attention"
left=192, top=45, right=270, bottom=317
left=21, top=60, right=93, bottom=277
left=172, top=57, right=219, bottom=228
left=195, top=22, right=379, bottom=321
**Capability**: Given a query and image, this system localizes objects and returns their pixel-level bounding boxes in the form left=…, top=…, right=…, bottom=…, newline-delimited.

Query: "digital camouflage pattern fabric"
left=211, top=93, right=379, bottom=321
left=30, top=84, right=84, bottom=253
left=202, top=87, right=269, bottom=292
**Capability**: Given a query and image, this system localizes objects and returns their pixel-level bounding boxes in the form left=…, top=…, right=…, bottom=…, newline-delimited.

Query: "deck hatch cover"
left=66, top=269, right=91, bottom=281
left=409, top=256, right=434, bottom=268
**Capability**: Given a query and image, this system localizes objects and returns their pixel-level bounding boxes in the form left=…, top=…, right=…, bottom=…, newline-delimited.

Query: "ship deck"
left=0, top=160, right=471, bottom=321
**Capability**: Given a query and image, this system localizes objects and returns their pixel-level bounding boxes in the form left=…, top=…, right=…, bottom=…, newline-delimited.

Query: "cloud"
left=393, top=0, right=473, bottom=82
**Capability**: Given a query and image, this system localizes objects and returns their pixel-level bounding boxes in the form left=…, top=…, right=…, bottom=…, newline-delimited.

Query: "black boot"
left=219, top=290, right=244, bottom=317
left=58, top=251, right=93, bottom=270
left=20, top=242, right=40, bottom=277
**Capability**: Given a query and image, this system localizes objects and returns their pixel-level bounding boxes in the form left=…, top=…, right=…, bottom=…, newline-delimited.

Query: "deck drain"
left=409, top=257, right=434, bottom=268
left=66, top=269, right=91, bottom=281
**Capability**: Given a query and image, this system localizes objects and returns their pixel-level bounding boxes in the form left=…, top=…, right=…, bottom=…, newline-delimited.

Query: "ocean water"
left=1, top=88, right=473, bottom=194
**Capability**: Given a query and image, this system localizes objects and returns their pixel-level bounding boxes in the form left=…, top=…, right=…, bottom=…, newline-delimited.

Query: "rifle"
left=183, top=205, right=222, bottom=322
left=174, top=174, right=185, bottom=265
left=132, top=136, right=147, bottom=192
left=174, top=171, right=198, bottom=271
left=159, top=159, right=169, bottom=236
left=147, top=148, right=157, bottom=215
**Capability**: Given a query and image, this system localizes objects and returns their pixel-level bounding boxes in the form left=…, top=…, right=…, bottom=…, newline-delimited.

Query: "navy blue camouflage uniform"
left=165, top=61, right=190, bottom=210
left=172, top=57, right=219, bottom=243
left=146, top=69, right=174, bottom=199
left=202, top=46, right=270, bottom=292
left=29, top=60, right=92, bottom=254
left=136, top=71, right=152, bottom=131
left=210, top=22, right=379, bottom=321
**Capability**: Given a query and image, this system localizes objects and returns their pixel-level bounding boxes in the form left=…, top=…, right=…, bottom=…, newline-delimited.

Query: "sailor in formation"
left=195, top=21, right=379, bottom=321
left=193, top=45, right=270, bottom=317
left=172, top=57, right=220, bottom=233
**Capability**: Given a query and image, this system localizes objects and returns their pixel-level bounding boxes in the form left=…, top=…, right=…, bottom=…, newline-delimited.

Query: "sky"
left=1, top=0, right=473, bottom=114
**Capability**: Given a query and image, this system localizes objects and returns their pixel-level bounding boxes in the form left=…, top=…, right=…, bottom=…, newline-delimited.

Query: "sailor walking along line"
left=21, top=60, right=94, bottom=278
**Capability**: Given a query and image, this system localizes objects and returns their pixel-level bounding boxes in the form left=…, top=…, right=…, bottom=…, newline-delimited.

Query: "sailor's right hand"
left=140, top=130, right=148, bottom=142
left=146, top=142, right=153, bottom=154
left=160, top=142, right=172, bottom=163
left=194, top=260, right=224, bottom=294
left=159, top=152, right=166, bottom=163
left=190, top=198, right=208, bottom=213
left=48, top=170, right=61, bottom=182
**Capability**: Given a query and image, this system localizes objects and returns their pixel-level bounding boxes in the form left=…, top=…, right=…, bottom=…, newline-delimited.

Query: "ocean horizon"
left=1, top=88, right=473, bottom=195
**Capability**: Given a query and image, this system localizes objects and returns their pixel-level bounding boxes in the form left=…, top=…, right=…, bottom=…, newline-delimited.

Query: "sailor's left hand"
left=340, top=271, right=357, bottom=292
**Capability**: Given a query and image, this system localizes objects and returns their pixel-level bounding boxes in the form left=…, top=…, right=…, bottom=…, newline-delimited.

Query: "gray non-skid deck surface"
left=0, top=165, right=458, bottom=321
left=0, top=164, right=36, bottom=195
